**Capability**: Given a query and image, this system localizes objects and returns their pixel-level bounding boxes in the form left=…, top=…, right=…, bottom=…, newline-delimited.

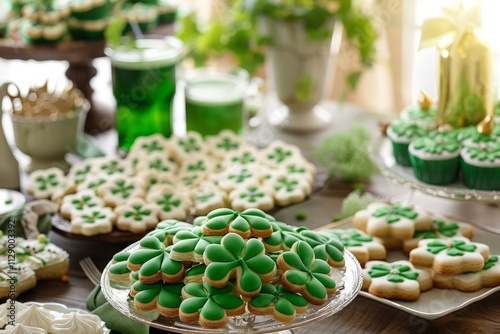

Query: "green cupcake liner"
left=20, top=32, right=67, bottom=45
left=69, top=27, right=105, bottom=40
left=158, top=10, right=176, bottom=23
left=409, top=155, right=459, bottom=185
left=71, top=2, right=110, bottom=21
left=391, top=141, right=411, bottom=167
left=460, top=158, right=500, bottom=190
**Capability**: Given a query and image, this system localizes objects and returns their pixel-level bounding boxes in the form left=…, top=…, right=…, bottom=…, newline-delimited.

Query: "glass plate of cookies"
left=372, top=137, right=500, bottom=202
left=100, top=243, right=362, bottom=334
left=318, top=216, right=500, bottom=320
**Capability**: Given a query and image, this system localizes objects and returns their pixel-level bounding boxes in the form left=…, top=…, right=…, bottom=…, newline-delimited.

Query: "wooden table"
left=13, top=102, right=500, bottom=333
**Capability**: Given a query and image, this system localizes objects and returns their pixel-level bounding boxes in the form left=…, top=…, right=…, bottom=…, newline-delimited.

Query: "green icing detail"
left=414, top=220, right=459, bottom=239
left=35, top=173, right=59, bottom=191
left=187, top=161, right=206, bottom=172
left=331, top=230, right=373, bottom=247
left=123, top=204, right=153, bottom=222
left=156, top=194, right=181, bottom=212
left=109, top=262, right=130, bottom=275
left=483, top=256, right=499, bottom=270
left=205, top=208, right=272, bottom=235
left=101, top=160, right=124, bottom=174
left=267, top=147, right=292, bottom=163
left=182, top=175, right=199, bottom=186
left=465, top=145, right=500, bottom=163
left=178, top=137, right=201, bottom=153
left=228, top=169, right=253, bottom=183
left=110, top=180, right=135, bottom=198
left=132, top=281, right=183, bottom=308
left=195, top=193, right=215, bottom=203
left=390, top=121, right=427, bottom=138
left=263, top=222, right=304, bottom=249
left=141, top=140, right=164, bottom=153
left=148, top=158, right=171, bottom=172
left=406, top=107, right=436, bottom=121
left=185, top=264, right=206, bottom=277
left=426, top=240, right=477, bottom=256
left=372, top=205, right=418, bottom=224
left=80, top=211, right=106, bottom=224
left=147, top=220, right=193, bottom=245
left=239, top=186, right=265, bottom=203
left=368, top=264, right=419, bottom=283
left=231, top=151, right=255, bottom=164
left=249, top=283, right=307, bottom=317
left=274, top=177, right=299, bottom=193
left=287, top=165, right=307, bottom=175
left=171, top=227, right=223, bottom=258
left=113, top=251, right=131, bottom=262
left=411, top=135, right=460, bottom=155
left=216, top=137, right=239, bottom=151
left=71, top=195, right=97, bottom=211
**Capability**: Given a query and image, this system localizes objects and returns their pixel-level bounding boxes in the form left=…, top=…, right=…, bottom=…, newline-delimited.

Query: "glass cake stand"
left=101, top=242, right=362, bottom=334
left=371, top=137, right=500, bottom=202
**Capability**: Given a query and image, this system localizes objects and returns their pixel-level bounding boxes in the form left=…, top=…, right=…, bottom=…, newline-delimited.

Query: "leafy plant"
left=177, top=0, right=377, bottom=86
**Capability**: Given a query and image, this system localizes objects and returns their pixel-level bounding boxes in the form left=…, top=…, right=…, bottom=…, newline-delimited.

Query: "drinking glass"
left=184, top=67, right=248, bottom=136
left=105, top=36, right=183, bottom=150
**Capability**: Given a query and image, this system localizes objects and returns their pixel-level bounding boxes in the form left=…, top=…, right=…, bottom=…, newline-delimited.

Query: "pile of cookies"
left=322, top=202, right=500, bottom=301
left=0, top=234, right=69, bottom=298
left=107, top=208, right=345, bottom=329
left=26, top=131, right=316, bottom=236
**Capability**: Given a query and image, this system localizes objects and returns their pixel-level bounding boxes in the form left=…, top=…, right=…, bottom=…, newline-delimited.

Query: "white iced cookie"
left=170, top=132, right=208, bottom=162
left=135, top=152, right=177, bottom=175
left=0, top=324, right=47, bottom=334
left=178, top=156, right=214, bottom=179
left=70, top=207, right=116, bottom=236
left=137, top=170, right=177, bottom=193
left=260, top=140, right=302, bottom=168
left=76, top=173, right=108, bottom=193
left=278, top=159, right=316, bottom=184
left=50, top=180, right=76, bottom=203
left=60, top=190, right=104, bottom=220
left=50, top=312, right=103, bottom=334
left=146, top=185, right=192, bottom=221
left=27, top=168, right=66, bottom=199
left=179, top=173, right=204, bottom=188
left=0, top=300, right=28, bottom=327
left=222, top=145, right=260, bottom=169
left=16, top=304, right=55, bottom=332
left=206, top=130, right=244, bottom=159
left=98, top=175, right=145, bottom=207
left=68, top=160, right=95, bottom=185
left=115, top=198, right=160, bottom=233
left=229, top=183, right=274, bottom=211
left=129, top=134, right=170, bottom=157
left=92, top=156, right=134, bottom=176
left=192, top=183, right=227, bottom=215
left=212, top=165, right=261, bottom=192
left=263, top=172, right=311, bottom=206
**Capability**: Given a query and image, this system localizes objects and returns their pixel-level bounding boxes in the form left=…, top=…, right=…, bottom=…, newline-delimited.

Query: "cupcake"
left=68, top=17, right=109, bottom=40
left=19, top=20, right=68, bottom=44
left=408, top=133, right=461, bottom=185
left=387, top=121, right=428, bottom=166
left=157, top=0, right=177, bottom=23
left=70, top=0, right=110, bottom=21
left=400, top=104, right=437, bottom=129
left=120, top=3, right=158, bottom=34
left=460, top=140, right=500, bottom=190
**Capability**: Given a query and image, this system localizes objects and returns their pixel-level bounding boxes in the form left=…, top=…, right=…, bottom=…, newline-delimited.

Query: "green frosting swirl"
left=390, top=121, right=428, bottom=139
left=411, top=135, right=460, bottom=155
left=464, top=145, right=500, bottom=163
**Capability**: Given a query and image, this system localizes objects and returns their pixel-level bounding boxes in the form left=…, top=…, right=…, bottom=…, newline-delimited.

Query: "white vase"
left=262, top=18, right=337, bottom=132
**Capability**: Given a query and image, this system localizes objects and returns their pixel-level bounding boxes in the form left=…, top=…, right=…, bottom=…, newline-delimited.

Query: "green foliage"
left=178, top=0, right=377, bottom=83
left=333, top=189, right=374, bottom=221
left=316, top=124, right=378, bottom=182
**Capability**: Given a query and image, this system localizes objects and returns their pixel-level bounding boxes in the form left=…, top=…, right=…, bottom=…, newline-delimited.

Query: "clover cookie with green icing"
left=201, top=208, right=273, bottom=239
left=409, top=133, right=461, bottom=185
left=183, top=264, right=207, bottom=284
left=324, top=228, right=386, bottom=267
left=146, top=185, right=192, bottom=221
left=60, top=189, right=104, bottom=220
left=127, top=236, right=184, bottom=283
left=170, top=132, right=208, bottom=162
left=362, top=260, right=433, bottom=301
left=261, top=140, right=302, bottom=168
left=212, top=165, right=261, bottom=193
left=170, top=227, right=223, bottom=263
left=146, top=220, right=194, bottom=246
left=76, top=173, right=108, bottom=193
left=460, top=140, right=500, bottom=190
left=229, top=182, right=275, bottom=211
left=262, top=221, right=305, bottom=253
left=68, top=160, right=95, bottom=186
left=137, top=171, right=177, bottom=194
left=128, top=134, right=171, bottom=158
left=409, top=236, right=490, bottom=275
left=297, top=229, right=345, bottom=268
left=221, top=145, right=260, bottom=169
left=353, top=202, right=432, bottom=240
left=192, top=183, right=228, bottom=216
left=203, top=233, right=276, bottom=298
left=278, top=159, right=317, bottom=184
left=263, top=172, right=312, bottom=207
left=402, top=218, right=474, bottom=253
left=108, top=251, right=132, bottom=283
left=70, top=207, right=116, bottom=236
left=206, top=130, right=245, bottom=159
left=248, top=283, right=308, bottom=323
left=136, top=152, right=178, bottom=175
left=179, top=282, right=245, bottom=329
left=277, top=241, right=336, bottom=305
left=387, top=120, right=428, bottom=166
left=93, top=156, right=134, bottom=176
left=130, top=280, right=184, bottom=318
left=27, top=167, right=66, bottom=199
left=115, top=198, right=160, bottom=233
left=98, top=175, right=145, bottom=208
left=433, top=255, right=500, bottom=292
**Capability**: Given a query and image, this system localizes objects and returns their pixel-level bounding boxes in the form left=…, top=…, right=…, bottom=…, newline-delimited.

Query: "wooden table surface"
left=12, top=102, right=500, bottom=334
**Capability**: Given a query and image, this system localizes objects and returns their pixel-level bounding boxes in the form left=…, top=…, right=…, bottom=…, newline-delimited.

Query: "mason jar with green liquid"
left=184, top=68, right=248, bottom=136
left=105, top=37, right=183, bottom=150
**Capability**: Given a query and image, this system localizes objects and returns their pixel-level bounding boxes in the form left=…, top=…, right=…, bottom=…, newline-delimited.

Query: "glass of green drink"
left=105, top=36, right=183, bottom=150
left=184, top=67, right=249, bottom=136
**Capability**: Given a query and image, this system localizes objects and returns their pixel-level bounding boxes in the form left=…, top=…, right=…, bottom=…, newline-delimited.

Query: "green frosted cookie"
left=131, top=280, right=184, bottom=317
left=202, top=208, right=273, bottom=239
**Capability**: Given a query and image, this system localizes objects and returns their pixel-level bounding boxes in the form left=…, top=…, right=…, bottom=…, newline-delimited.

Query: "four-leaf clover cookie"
left=60, top=190, right=104, bottom=219
left=99, top=175, right=145, bottom=207
left=206, top=130, right=244, bottom=159
left=27, top=167, right=66, bottom=199
left=362, top=260, right=433, bottom=301
left=70, top=207, right=116, bottom=236
left=170, top=227, right=223, bottom=263
left=115, top=199, right=160, bottom=233
left=130, top=280, right=184, bottom=318
left=147, top=187, right=192, bottom=221
left=147, top=220, right=194, bottom=246
left=203, top=233, right=276, bottom=298
left=229, top=183, right=275, bottom=212
left=202, top=208, right=273, bottom=239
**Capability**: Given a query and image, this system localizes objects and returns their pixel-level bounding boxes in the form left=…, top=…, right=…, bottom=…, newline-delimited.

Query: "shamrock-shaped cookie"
left=68, top=160, right=94, bottom=185
left=248, top=283, right=308, bottom=323
left=60, top=190, right=104, bottom=219
left=403, top=219, right=474, bottom=253
left=115, top=199, right=160, bottom=233
left=170, top=132, right=208, bottom=162
left=76, top=173, right=108, bottom=193
left=203, top=233, right=276, bottom=298
left=129, top=134, right=170, bottom=157
left=433, top=255, right=500, bottom=292
left=279, top=159, right=317, bottom=184
left=147, top=220, right=194, bottom=246
left=127, top=236, right=184, bottom=283
left=362, top=260, right=433, bottom=301
left=179, top=282, right=245, bottom=329
left=262, top=222, right=305, bottom=253
left=131, top=280, right=184, bottom=318
left=298, top=230, right=345, bottom=268
left=213, top=165, right=261, bottom=192
left=184, top=264, right=207, bottom=284
left=222, top=146, right=260, bottom=169
left=178, top=157, right=215, bottom=179
left=192, top=183, right=227, bottom=216
left=229, top=183, right=275, bottom=211
left=27, top=167, right=66, bottom=199
left=409, top=237, right=490, bottom=275
left=202, top=208, right=273, bottom=239
left=93, top=156, right=134, bottom=176
left=108, top=251, right=132, bottom=283
left=147, top=187, right=192, bottom=221
left=170, top=227, right=223, bottom=263
left=277, top=241, right=336, bottom=305
left=324, top=228, right=386, bottom=267
left=206, top=130, right=245, bottom=159
left=70, top=207, right=116, bottom=236
left=136, top=153, right=177, bottom=175
left=263, top=172, right=311, bottom=206
left=137, top=170, right=176, bottom=193
left=99, top=175, right=145, bottom=207
left=261, top=140, right=301, bottom=168
left=353, top=202, right=432, bottom=240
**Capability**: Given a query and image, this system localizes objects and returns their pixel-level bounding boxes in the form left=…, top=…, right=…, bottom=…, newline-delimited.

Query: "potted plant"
left=178, top=0, right=377, bottom=132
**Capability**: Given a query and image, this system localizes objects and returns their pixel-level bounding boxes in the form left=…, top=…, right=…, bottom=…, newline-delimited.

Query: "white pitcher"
left=0, top=82, right=20, bottom=190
